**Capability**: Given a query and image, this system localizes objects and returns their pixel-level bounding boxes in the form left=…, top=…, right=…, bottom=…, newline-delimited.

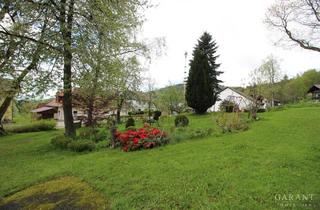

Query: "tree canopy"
left=185, top=32, right=222, bottom=114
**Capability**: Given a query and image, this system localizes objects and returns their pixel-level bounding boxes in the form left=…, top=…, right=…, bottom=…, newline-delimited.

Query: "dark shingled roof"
left=307, top=84, right=320, bottom=93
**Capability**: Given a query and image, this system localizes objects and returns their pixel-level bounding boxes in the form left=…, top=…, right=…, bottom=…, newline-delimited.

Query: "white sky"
left=141, top=0, right=320, bottom=88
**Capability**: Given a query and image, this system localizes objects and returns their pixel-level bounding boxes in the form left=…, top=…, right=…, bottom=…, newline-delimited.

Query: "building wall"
left=55, top=107, right=85, bottom=121
left=209, top=88, right=252, bottom=112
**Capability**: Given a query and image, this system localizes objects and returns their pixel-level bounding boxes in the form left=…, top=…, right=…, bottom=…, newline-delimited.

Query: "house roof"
left=307, top=84, right=320, bottom=93
left=46, top=99, right=62, bottom=107
left=31, top=106, right=55, bottom=113
left=225, top=87, right=254, bottom=101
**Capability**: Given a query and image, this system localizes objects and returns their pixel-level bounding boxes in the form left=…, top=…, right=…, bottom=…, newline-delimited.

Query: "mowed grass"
left=0, top=107, right=320, bottom=209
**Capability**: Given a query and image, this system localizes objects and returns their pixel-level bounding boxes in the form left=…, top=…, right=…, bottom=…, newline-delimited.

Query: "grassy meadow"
left=0, top=106, right=320, bottom=209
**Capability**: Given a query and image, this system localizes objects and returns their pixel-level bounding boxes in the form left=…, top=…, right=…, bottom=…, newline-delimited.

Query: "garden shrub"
left=78, top=127, right=98, bottom=138
left=174, top=115, right=189, bottom=127
left=67, top=140, right=95, bottom=152
left=51, top=135, right=95, bottom=152
left=216, top=114, right=249, bottom=133
left=7, top=120, right=56, bottom=133
left=78, top=127, right=107, bottom=142
left=95, top=140, right=109, bottom=150
left=153, top=110, right=162, bottom=121
left=125, top=117, right=135, bottom=128
left=170, top=127, right=213, bottom=143
left=51, top=135, right=72, bottom=149
left=115, top=124, right=169, bottom=152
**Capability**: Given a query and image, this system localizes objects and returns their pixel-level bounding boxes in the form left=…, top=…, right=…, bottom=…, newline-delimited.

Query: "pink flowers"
left=115, top=124, right=169, bottom=152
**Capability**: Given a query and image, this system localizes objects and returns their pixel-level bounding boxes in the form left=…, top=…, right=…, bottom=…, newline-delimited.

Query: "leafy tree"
left=113, top=57, right=142, bottom=123
left=258, top=55, right=282, bottom=107
left=186, top=32, right=222, bottom=114
left=155, top=83, right=184, bottom=115
left=0, top=2, right=58, bottom=134
left=0, top=0, right=150, bottom=137
left=247, top=68, right=265, bottom=120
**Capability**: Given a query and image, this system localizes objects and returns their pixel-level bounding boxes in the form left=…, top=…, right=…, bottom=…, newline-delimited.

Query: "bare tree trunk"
left=87, top=96, right=94, bottom=126
left=109, top=120, right=117, bottom=148
left=116, top=98, right=124, bottom=124
left=60, top=0, right=75, bottom=137
left=0, top=96, right=12, bottom=135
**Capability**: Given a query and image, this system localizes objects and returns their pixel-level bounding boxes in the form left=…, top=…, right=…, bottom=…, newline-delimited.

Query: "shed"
left=307, top=84, right=320, bottom=100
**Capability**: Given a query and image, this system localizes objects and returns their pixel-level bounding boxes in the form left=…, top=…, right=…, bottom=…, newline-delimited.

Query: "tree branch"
left=0, top=27, right=61, bottom=52
left=283, top=22, right=320, bottom=52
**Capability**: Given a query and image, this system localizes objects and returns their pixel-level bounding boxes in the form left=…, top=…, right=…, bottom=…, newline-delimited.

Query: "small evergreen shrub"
left=125, top=118, right=135, bottom=128
left=51, top=135, right=72, bottom=149
left=67, top=140, right=95, bottom=152
left=7, top=120, right=56, bottom=133
left=174, top=115, right=189, bottom=127
left=153, top=110, right=162, bottom=121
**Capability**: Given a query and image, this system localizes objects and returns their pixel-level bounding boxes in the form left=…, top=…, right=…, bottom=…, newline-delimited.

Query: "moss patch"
left=0, top=176, right=107, bottom=209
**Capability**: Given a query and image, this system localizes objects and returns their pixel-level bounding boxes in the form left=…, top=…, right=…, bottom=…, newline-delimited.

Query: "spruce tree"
left=185, top=32, right=222, bottom=114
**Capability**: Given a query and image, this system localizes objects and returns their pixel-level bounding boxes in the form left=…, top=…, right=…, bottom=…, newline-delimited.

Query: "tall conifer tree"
left=186, top=32, right=222, bottom=114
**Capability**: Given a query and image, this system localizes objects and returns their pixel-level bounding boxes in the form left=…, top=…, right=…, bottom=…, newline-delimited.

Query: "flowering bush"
left=115, top=124, right=169, bottom=152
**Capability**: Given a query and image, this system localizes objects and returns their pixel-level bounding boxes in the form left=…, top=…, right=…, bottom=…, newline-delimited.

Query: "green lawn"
left=0, top=107, right=320, bottom=209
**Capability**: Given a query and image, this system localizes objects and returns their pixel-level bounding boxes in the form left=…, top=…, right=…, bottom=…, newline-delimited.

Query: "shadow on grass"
left=0, top=176, right=108, bottom=210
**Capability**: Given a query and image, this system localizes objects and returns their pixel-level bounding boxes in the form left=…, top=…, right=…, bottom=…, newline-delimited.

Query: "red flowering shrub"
left=115, top=124, right=169, bottom=152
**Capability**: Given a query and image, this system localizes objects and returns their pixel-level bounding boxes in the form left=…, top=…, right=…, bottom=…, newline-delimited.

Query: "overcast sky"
left=141, top=0, right=320, bottom=89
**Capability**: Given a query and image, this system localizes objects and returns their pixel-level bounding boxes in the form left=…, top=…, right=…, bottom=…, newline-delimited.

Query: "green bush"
left=95, top=140, right=109, bottom=150
left=77, top=127, right=108, bottom=142
left=216, top=114, right=249, bottom=133
left=125, top=118, right=135, bottom=128
left=78, top=127, right=98, bottom=138
left=153, top=110, right=162, bottom=121
left=7, top=120, right=56, bottom=133
left=67, top=140, right=95, bottom=152
left=174, top=115, right=189, bottom=127
left=170, top=127, right=213, bottom=143
left=51, top=135, right=96, bottom=152
left=51, top=135, right=72, bottom=149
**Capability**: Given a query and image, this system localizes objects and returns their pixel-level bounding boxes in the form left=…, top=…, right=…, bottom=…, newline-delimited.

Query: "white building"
left=209, top=87, right=254, bottom=112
